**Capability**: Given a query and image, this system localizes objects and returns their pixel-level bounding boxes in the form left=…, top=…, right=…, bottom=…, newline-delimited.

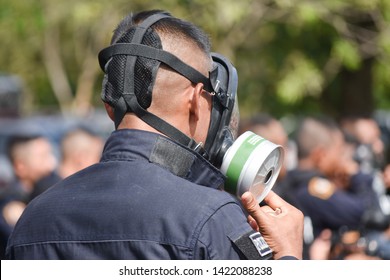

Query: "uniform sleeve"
left=194, top=201, right=260, bottom=260
left=301, top=184, right=366, bottom=230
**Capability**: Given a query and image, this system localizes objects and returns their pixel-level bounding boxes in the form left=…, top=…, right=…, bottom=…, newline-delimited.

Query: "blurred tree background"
left=1, top=0, right=390, bottom=121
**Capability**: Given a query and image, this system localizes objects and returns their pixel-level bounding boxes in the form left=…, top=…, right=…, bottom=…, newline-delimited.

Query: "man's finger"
left=241, top=192, right=268, bottom=221
left=247, top=216, right=259, bottom=231
left=262, top=190, right=289, bottom=210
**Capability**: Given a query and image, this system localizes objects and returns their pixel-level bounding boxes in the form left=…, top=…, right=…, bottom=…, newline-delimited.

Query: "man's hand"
left=241, top=191, right=304, bottom=260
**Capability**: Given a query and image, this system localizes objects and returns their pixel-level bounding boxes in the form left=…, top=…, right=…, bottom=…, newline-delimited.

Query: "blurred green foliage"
left=1, top=0, right=390, bottom=119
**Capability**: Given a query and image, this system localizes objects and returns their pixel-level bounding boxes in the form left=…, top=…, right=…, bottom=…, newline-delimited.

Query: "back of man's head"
left=59, top=128, right=103, bottom=178
left=102, top=10, right=211, bottom=112
left=295, top=116, right=337, bottom=160
left=240, top=113, right=288, bottom=147
left=6, top=134, right=57, bottom=189
left=7, top=135, right=41, bottom=164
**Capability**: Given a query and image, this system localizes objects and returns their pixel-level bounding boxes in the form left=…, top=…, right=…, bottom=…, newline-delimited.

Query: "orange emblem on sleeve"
left=308, top=177, right=335, bottom=200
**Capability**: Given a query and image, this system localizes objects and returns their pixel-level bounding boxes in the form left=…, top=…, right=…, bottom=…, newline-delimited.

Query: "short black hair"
left=112, top=10, right=211, bottom=54
left=101, top=10, right=211, bottom=110
left=295, top=116, right=339, bottom=159
left=6, top=135, right=41, bottom=163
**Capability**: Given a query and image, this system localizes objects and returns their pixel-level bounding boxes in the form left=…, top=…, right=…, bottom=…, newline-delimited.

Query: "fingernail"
left=241, top=192, right=251, bottom=203
left=241, top=192, right=249, bottom=202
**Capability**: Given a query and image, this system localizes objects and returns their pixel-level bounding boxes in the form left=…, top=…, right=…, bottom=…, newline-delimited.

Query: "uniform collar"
left=101, top=129, right=225, bottom=190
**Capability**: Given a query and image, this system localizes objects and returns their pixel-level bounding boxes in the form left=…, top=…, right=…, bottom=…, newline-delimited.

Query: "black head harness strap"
left=98, top=13, right=213, bottom=155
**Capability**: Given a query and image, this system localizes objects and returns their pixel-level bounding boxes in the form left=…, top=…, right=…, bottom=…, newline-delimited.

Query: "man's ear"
left=104, top=103, right=115, bottom=122
left=189, top=83, right=204, bottom=121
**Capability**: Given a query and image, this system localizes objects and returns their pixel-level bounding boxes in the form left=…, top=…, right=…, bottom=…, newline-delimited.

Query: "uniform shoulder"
left=308, top=177, right=336, bottom=200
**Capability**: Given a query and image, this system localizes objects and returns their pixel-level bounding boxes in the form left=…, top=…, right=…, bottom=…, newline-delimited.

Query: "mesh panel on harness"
left=101, top=27, right=162, bottom=110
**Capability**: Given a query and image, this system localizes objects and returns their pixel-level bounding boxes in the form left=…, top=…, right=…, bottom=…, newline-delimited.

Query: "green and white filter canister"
left=220, top=131, right=284, bottom=203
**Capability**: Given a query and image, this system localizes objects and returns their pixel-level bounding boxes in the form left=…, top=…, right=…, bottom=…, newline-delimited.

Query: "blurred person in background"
left=0, top=178, right=25, bottom=259
left=58, top=128, right=104, bottom=179
left=30, top=128, right=104, bottom=200
left=6, top=135, right=57, bottom=201
left=340, top=116, right=390, bottom=259
left=340, top=116, right=390, bottom=216
left=0, top=189, right=24, bottom=259
left=282, top=116, right=383, bottom=259
left=0, top=134, right=57, bottom=258
left=341, top=116, right=386, bottom=173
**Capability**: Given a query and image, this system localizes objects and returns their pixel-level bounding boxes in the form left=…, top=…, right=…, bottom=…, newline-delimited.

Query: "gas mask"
left=98, top=12, right=283, bottom=203
left=203, top=53, right=284, bottom=203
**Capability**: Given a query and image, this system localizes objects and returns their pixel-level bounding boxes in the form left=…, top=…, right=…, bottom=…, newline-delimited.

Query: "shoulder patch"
left=308, top=177, right=335, bottom=200
left=232, top=230, right=273, bottom=260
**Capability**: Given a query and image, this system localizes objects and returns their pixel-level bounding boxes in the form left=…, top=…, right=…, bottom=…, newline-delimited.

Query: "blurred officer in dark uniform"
left=0, top=186, right=25, bottom=259
left=6, top=135, right=58, bottom=202
left=283, top=116, right=379, bottom=259
left=0, top=134, right=57, bottom=258
left=6, top=10, right=303, bottom=260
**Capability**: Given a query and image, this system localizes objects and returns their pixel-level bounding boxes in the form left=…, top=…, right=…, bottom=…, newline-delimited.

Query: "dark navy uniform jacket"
left=284, top=169, right=375, bottom=238
left=6, top=129, right=257, bottom=260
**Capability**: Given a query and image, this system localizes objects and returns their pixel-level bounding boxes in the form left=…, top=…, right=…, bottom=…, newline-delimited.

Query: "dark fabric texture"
left=6, top=130, right=257, bottom=260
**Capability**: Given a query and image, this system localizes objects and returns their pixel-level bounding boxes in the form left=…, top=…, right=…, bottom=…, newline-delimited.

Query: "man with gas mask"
left=6, top=10, right=303, bottom=260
